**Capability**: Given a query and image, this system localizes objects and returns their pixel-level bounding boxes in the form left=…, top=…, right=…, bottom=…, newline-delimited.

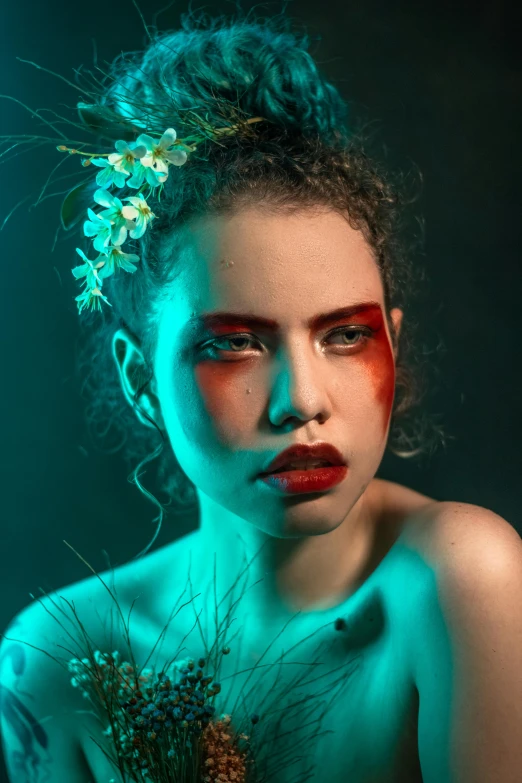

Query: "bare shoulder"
left=375, top=479, right=522, bottom=602
left=0, top=582, right=105, bottom=781
left=396, top=493, right=522, bottom=668
left=396, top=499, right=522, bottom=780
left=0, top=563, right=158, bottom=781
left=399, top=495, right=522, bottom=568
left=0, top=559, right=140, bottom=693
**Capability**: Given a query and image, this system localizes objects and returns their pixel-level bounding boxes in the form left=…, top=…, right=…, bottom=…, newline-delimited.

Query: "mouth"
left=263, top=460, right=333, bottom=475
left=258, top=463, right=349, bottom=494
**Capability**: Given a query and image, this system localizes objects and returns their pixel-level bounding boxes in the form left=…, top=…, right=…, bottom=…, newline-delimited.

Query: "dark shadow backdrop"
left=0, top=0, right=520, bottom=778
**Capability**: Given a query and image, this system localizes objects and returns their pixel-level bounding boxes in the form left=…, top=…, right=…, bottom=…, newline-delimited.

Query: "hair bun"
left=102, top=13, right=349, bottom=145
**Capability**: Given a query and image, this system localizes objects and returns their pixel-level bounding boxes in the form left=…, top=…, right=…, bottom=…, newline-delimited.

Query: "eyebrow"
left=187, top=301, right=382, bottom=332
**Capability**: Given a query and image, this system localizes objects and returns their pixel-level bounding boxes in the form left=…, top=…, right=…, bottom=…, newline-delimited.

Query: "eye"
left=202, top=334, right=260, bottom=356
left=327, top=326, right=374, bottom=348
left=200, top=326, right=374, bottom=357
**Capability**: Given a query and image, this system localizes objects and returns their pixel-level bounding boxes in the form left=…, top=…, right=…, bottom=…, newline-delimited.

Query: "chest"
left=78, top=582, right=423, bottom=783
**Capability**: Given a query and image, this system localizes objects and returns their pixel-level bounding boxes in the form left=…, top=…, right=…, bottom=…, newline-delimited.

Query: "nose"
left=267, top=342, right=331, bottom=428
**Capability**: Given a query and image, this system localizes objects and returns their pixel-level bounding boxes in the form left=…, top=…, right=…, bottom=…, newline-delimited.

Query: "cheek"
left=195, top=361, right=254, bottom=434
left=357, top=330, right=396, bottom=435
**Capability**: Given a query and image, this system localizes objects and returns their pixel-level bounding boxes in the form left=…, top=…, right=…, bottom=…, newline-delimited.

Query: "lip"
left=259, top=442, right=346, bottom=476
left=259, top=466, right=348, bottom=495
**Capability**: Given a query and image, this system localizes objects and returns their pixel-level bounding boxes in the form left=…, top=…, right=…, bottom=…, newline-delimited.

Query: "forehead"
left=160, top=207, right=384, bottom=329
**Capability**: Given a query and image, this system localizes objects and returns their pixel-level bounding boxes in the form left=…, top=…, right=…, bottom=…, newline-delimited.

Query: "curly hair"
left=73, top=9, right=445, bottom=557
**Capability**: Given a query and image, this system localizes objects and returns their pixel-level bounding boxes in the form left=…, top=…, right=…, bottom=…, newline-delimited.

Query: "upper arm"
left=413, top=503, right=522, bottom=783
left=0, top=604, right=95, bottom=783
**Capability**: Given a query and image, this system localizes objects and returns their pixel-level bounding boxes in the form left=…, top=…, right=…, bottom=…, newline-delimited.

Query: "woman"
left=1, top=10, right=521, bottom=783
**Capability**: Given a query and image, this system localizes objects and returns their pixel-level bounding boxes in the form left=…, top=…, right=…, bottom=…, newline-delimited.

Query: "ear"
left=389, top=308, right=403, bottom=358
left=112, top=327, right=165, bottom=432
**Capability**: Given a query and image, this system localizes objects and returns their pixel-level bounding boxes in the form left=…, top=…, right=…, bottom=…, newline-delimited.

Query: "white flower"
left=90, top=158, right=130, bottom=189
left=94, top=188, right=138, bottom=225
left=75, top=285, right=112, bottom=314
left=83, top=208, right=126, bottom=253
left=126, top=160, right=165, bottom=190
left=122, top=192, right=156, bottom=239
left=136, top=127, right=188, bottom=179
left=71, top=247, right=107, bottom=289
left=108, top=139, right=147, bottom=176
left=97, top=246, right=140, bottom=280
left=87, top=189, right=138, bottom=250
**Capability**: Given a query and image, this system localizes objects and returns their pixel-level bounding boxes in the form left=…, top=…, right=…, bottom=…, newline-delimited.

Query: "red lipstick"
left=258, top=442, right=348, bottom=495
left=259, top=466, right=348, bottom=494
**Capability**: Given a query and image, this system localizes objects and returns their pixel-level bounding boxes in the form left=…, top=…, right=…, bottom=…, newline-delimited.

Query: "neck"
left=187, top=482, right=383, bottom=632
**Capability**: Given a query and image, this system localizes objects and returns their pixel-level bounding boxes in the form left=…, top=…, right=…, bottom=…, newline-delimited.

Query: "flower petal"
left=95, top=166, right=114, bottom=187
left=75, top=247, right=89, bottom=262
left=126, top=166, right=146, bottom=189
left=129, top=214, right=147, bottom=239
left=129, top=143, right=147, bottom=158
left=165, top=149, right=188, bottom=166
left=118, top=254, right=140, bottom=273
left=90, top=157, right=109, bottom=168
left=110, top=224, right=127, bottom=246
left=153, top=159, right=169, bottom=175
left=108, top=152, right=124, bottom=166
left=113, top=169, right=129, bottom=188
left=94, top=189, right=115, bottom=208
left=97, top=256, right=114, bottom=280
left=71, top=263, right=89, bottom=280
left=140, top=153, right=155, bottom=168
left=87, top=207, right=102, bottom=223
left=136, top=134, right=155, bottom=150
left=145, top=167, right=164, bottom=187
left=83, top=221, right=99, bottom=239
left=121, top=204, right=139, bottom=220
left=93, top=232, right=110, bottom=253
left=160, top=128, right=177, bottom=148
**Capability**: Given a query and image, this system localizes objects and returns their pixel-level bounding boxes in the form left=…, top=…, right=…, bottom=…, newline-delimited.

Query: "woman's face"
left=152, top=206, right=403, bottom=538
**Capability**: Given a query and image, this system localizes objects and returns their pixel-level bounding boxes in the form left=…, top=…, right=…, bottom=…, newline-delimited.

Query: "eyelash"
left=201, top=326, right=375, bottom=356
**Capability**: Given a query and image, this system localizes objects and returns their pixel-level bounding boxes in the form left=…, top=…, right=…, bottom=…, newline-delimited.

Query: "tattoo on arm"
left=0, top=643, right=52, bottom=783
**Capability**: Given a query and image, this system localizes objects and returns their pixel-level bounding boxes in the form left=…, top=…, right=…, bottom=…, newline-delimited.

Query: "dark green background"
left=0, top=0, right=520, bottom=776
